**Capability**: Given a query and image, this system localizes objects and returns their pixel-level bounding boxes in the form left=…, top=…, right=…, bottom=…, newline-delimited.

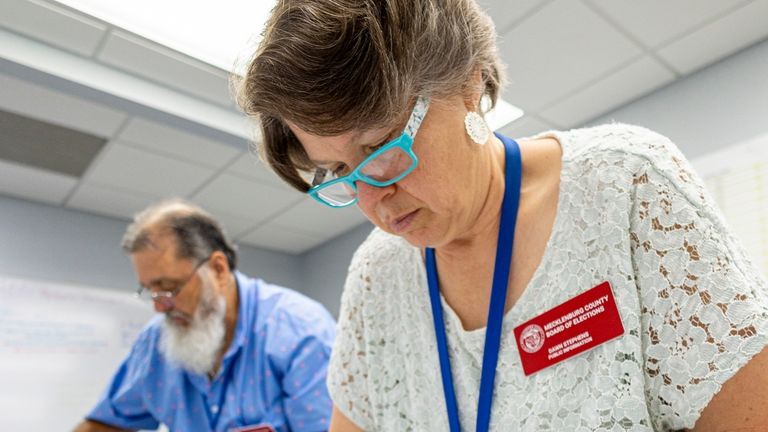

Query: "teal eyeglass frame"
left=308, top=96, right=429, bottom=208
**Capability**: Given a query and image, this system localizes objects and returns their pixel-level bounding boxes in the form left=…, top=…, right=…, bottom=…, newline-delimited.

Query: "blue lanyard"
left=426, top=136, right=522, bottom=432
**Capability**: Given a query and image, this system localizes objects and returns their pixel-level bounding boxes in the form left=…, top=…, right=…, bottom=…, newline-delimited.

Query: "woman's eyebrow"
left=310, top=158, right=335, bottom=166
left=308, top=129, right=393, bottom=167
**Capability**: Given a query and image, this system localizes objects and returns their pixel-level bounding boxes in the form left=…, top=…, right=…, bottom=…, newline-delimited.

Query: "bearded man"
left=74, top=199, right=335, bottom=432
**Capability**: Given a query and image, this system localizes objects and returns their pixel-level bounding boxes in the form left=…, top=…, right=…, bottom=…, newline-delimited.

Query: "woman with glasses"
left=236, top=0, right=768, bottom=431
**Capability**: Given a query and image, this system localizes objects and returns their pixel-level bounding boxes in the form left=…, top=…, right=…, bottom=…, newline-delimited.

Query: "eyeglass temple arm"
left=404, top=96, right=429, bottom=138
left=312, top=168, right=328, bottom=187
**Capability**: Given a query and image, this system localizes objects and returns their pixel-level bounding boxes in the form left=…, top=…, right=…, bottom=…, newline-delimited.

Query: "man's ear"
left=463, top=68, right=484, bottom=112
left=208, top=251, right=230, bottom=284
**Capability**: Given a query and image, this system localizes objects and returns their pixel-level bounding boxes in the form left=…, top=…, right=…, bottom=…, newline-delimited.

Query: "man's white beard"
left=159, top=272, right=227, bottom=375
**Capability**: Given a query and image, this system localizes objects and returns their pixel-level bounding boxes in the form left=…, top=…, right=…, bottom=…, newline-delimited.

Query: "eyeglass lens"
left=360, top=146, right=412, bottom=181
left=317, top=145, right=413, bottom=205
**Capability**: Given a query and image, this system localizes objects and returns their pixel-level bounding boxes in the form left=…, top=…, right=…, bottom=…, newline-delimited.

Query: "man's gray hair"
left=122, top=199, right=238, bottom=270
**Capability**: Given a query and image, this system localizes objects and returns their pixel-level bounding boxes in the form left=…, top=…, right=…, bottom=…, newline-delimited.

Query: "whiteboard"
left=693, top=131, right=768, bottom=275
left=0, top=275, right=154, bottom=430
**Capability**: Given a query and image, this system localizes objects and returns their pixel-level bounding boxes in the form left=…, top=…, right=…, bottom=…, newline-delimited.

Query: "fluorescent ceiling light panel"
left=53, top=0, right=274, bottom=72
left=483, top=97, right=525, bottom=130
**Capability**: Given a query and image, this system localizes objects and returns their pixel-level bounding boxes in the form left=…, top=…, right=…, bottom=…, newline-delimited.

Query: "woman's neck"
left=436, top=135, right=507, bottom=263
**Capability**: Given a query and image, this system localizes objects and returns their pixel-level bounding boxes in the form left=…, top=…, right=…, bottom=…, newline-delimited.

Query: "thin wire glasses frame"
left=308, top=96, right=430, bottom=208
left=135, top=255, right=210, bottom=307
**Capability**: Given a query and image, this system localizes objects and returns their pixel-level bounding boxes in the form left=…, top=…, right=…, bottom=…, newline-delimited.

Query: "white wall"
left=0, top=195, right=135, bottom=290
left=588, top=38, right=768, bottom=160
left=300, top=222, right=374, bottom=317
left=0, top=195, right=304, bottom=295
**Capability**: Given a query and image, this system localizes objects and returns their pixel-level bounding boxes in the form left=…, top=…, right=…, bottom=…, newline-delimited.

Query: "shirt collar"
left=222, top=271, right=253, bottom=360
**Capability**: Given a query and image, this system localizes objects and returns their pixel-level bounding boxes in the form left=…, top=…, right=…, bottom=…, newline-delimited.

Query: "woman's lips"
left=389, top=209, right=418, bottom=234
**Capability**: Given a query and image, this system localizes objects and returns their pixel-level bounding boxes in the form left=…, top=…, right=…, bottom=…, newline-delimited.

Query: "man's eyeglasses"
left=308, top=96, right=429, bottom=208
left=135, top=256, right=210, bottom=307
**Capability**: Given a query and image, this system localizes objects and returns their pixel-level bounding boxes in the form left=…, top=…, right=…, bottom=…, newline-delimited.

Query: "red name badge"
left=514, top=281, right=624, bottom=376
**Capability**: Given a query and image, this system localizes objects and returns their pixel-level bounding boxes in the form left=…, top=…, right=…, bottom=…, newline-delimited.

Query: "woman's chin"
left=399, top=228, right=440, bottom=250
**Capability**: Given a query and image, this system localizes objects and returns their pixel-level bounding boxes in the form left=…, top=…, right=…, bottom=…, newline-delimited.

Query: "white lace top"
left=327, top=124, right=768, bottom=431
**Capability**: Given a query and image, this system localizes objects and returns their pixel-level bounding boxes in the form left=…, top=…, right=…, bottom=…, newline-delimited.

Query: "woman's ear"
left=463, top=68, right=484, bottom=112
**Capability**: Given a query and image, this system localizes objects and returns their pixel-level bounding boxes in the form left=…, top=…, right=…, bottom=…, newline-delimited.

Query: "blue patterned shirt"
left=87, top=272, right=336, bottom=431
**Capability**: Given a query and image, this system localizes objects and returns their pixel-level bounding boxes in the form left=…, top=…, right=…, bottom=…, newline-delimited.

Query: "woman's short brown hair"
left=236, top=0, right=504, bottom=192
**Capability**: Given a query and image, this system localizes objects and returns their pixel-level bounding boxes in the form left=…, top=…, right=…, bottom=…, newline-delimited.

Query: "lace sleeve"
left=326, top=251, right=375, bottom=430
left=630, top=154, right=768, bottom=430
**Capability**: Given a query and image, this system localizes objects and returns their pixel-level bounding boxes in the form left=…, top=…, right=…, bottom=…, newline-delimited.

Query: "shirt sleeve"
left=85, top=329, right=159, bottom=430
left=325, top=252, right=376, bottom=431
left=269, top=298, right=337, bottom=432
left=629, top=145, right=768, bottom=430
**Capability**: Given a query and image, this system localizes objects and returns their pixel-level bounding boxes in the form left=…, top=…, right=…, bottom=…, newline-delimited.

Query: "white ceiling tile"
left=540, top=56, right=675, bottom=127
left=85, top=142, right=216, bottom=197
left=0, top=73, right=127, bottom=137
left=239, top=223, right=326, bottom=255
left=272, top=199, right=369, bottom=238
left=657, top=1, right=768, bottom=75
left=190, top=208, right=259, bottom=239
left=587, top=0, right=744, bottom=48
left=497, top=116, right=555, bottom=139
left=119, top=117, right=241, bottom=168
left=0, top=0, right=107, bottom=57
left=0, top=159, right=77, bottom=205
left=475, top=0, right=548, bottom=34
left=227, top=151, right=286, bottom=187
left=66, top=181, right=157, bottom=220
left=97, top=31, right=234, bottom=107
left=498, top=0, right=642, bottom=111
left=192, top=173, right=303, bottom=224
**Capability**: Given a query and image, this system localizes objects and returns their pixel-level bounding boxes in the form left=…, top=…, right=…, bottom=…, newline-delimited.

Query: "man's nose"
left=153, top=297, right=173, bottom=313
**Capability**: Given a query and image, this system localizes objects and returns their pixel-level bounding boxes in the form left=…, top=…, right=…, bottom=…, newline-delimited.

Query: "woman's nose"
left=356, top=180, right=395, bottom=208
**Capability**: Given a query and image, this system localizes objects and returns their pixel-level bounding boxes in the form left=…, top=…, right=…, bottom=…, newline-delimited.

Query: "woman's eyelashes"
left=332, top=164, right=350, bottom=177
left=366, top=136, right=391, bottom=155
left=320, top=137, right=392, bottom=179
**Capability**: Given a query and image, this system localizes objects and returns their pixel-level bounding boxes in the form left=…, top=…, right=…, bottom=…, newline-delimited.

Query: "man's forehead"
left=132, top=233, right=185, bottom=267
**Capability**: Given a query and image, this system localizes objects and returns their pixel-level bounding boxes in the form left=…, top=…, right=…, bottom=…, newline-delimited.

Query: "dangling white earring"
left=464, top=111, right=489, bottom=145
